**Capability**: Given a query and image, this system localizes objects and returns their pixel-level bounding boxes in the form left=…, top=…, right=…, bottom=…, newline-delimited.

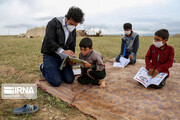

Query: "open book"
left=59, top=54, right=86, bottom=70
left=73, top=69, right=81, bottom=76
left=133, top=67, right=168, bottom=88
left=113, top=57, right=130, bottom=68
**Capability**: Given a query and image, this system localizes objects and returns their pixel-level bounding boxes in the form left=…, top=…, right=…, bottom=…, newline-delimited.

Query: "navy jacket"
left=120, top=31, right=139, bottom=56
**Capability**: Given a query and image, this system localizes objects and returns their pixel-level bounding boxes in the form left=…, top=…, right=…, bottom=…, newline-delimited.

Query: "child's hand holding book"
left=147, top=69, right=154, bottom=76
left=147, top=69, right=159, bottom=78
left=83, top=61, right=92, bottom=68
left=152, top=69, right=159, bottom=78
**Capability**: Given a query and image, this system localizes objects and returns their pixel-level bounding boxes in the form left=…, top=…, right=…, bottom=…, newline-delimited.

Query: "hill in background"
left=172, top=33, right=180, bottom=37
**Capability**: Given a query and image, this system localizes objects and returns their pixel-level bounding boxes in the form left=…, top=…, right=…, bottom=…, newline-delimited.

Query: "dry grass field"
left=0, top=35, right=179, bottom=119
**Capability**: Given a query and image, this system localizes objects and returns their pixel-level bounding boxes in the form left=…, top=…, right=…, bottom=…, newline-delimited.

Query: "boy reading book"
left=116, top=23, right=139, bottom=64
left=77, top=37, right=106, bottom=88
left=145, top=29, right=174, bottom=89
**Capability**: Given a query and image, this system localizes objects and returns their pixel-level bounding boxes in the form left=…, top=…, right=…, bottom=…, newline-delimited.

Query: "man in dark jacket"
left=116, top=23, right=139, bottom=64
left=40, top=6, right=84, bottom=87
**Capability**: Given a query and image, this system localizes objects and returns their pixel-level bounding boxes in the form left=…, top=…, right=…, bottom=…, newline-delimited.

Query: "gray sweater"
left=79, top=50, right=105, bottom=71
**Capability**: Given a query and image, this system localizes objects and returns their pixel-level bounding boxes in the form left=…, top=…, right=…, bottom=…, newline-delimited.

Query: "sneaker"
left=40, top=63, right=44, bottom=72
left=174, top=59, right=176, bottom=63
left=40, top=63, right=44, bottom=78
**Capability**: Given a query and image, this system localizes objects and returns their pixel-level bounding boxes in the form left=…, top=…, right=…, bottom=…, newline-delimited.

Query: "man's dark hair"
left=65, top=6, right=84, bottom=23
left=79, top=37, right=93, bottom=48
left=123, top=23, right=132, bottom=30
left=155, top=29, right=169, bottom=40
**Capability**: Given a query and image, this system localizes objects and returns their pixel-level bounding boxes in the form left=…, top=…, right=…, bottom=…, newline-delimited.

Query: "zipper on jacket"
left=157, top=54, right=159, bottom=62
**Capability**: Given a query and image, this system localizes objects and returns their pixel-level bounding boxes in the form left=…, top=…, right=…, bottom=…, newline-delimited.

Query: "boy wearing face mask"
left=145, top=29, right=174, bottom=89
left=116, top=23, right=139, bottom=64
left=40, top=6, right=84, bottom=87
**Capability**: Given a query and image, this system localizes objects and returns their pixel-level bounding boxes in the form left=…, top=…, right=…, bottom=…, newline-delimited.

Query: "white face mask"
left=153, top=40, right=164, bottom=48
left=124, top=30, right=131, bottom=35
left=66, top=24, right=76, bottom=32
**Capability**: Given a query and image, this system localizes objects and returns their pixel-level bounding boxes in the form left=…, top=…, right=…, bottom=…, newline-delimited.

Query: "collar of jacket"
left=81, top=49, right=94, bottom=58
left=122, top=31, right=138, bottom=40
left=154, top=43, right=167, bottom=50
left=55, top=16, right=75, bottom=46
left=56, top=16, right=65, bottom=27
left=56, top=17, right=70, bottom=28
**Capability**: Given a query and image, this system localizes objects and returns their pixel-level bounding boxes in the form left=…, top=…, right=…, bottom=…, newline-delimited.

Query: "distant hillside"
left=172, top=34, right=180, bottom=37
left=26, top=26, right=45, bottom=38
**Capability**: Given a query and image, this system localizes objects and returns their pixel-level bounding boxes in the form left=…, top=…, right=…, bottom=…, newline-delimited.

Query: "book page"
left=69, top=57, right=86, bottom=65
left=119, top=57, right=130, bottom=67
left=113, top=57, right=130, bottom=68
left=73, top=69, right=81, bottom=76
left=149, top=73, right=168, bottom=86
left=113, top=62, right=124, bottom=68
left=59, top=56, right=69, bottom=70
left=133, top=67, right=152, bottom=88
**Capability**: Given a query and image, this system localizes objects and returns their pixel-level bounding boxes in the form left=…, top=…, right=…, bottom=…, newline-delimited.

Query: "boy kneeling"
left=145, top=29, right=174, bottom=89
left=78, top=37, right=106, bottom=88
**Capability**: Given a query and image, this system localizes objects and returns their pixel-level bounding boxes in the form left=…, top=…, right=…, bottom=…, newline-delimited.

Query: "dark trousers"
left=149, top=76, right=168, bottom=89
left=77, top=69, right=106, bottom=85
left=116, top=52, right=136, bottom=64
left=42, top=55, right=74, bottom=87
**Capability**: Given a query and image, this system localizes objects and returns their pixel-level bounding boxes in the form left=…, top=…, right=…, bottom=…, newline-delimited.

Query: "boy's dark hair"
left=79, top=37, right=93, bottom=48
left=65, top=6, right=84, bottom=24
left=155, top=29, right=169, bottom=40
left=123, top=23, right=132, bottom=30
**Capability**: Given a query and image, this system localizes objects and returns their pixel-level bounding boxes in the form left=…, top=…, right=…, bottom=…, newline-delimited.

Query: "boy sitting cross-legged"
left=77, top=37, right=106, bottom=88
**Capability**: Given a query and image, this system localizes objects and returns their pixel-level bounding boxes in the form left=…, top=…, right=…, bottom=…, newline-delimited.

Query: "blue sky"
left=0, top=0, right=179, bottom=35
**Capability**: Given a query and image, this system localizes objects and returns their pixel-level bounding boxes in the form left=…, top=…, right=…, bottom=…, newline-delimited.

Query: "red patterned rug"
left=37, top=59, right=180, bottom=120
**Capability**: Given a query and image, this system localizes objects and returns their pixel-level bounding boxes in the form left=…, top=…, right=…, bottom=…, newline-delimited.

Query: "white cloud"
left=0, top=0, right=179, bottom=35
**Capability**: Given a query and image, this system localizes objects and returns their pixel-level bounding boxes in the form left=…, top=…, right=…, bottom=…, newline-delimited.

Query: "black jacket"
left=41, top=17, right=76, bottom=56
